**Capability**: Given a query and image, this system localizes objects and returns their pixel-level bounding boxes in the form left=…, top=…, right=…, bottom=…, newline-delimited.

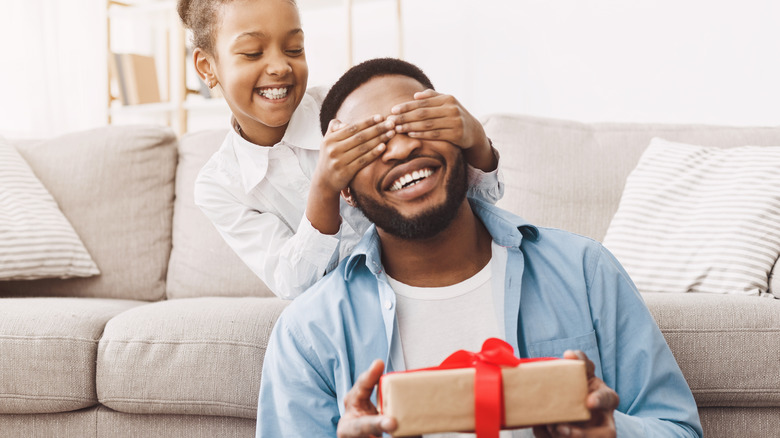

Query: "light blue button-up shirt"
left=257, top=199, right=703, bottom=437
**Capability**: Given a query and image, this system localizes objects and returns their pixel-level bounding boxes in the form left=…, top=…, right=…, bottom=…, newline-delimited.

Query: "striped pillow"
left=603, top=138, right=780, bottom=297
left=0, top=138, right=99, bottom=280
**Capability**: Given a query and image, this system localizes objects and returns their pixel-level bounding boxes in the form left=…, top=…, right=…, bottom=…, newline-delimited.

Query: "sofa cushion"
left=96, top=407, right=256, bottom=437
left=0, top=137, right=99, bottom=280
left=97, top=297, right=288, bottom=418
left=643, top=292, right=780, bottom=407
left=482, top=114, right=780, bottom=241
left=0, top=298, right=143, bottom=414
left=0, top=125, right=177, bottom=300
left=698, top=407, right=780, bottom=438
left=166, top=129, right=274, bottom=299
left=0, top=408, right=100, bottom=438
left=604, top=138, right=780, bottom=296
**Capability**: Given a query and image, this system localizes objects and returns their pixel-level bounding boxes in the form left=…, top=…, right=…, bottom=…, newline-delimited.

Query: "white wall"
left=1, top=0, right=778, bottom=139
left=302, top=0, right=780, bottom=126
left=0, top=0, right=106, bottom=138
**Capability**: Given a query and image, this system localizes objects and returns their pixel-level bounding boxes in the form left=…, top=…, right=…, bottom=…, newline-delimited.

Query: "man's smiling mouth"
left=257, top=87, right=289, bottom=100
left=388, top=168, right=434, bottom=192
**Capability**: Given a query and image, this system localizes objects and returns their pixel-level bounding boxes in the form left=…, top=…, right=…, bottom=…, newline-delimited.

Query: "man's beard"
left=350, top=151, right=468, bottom=240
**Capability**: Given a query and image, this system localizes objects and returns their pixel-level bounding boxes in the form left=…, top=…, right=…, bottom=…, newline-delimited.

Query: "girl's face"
left=212, top=0, right=308, bottom=145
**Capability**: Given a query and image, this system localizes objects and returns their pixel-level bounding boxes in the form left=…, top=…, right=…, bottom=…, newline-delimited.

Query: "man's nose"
left=381, top=133, right=422, bottom=162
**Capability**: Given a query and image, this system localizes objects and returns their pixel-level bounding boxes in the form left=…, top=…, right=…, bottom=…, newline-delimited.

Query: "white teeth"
left=389, top=168, right=434, bottom=192
left=259, top=87, right=289, bottom=99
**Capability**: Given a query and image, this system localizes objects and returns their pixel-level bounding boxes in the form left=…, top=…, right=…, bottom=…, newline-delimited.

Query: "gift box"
left=378, top=338, right=590, bottom=437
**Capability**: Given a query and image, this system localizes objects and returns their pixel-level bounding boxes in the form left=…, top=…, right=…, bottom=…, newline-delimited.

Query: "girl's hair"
left=177, top=0, right=298, bottom=55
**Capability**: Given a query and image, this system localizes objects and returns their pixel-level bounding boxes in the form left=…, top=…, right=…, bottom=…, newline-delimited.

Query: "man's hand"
left=336, top=359, right=400, bottom=438
left=532, top=350, right=619, bottom=438
left=389, top=90, right=497, bottom=172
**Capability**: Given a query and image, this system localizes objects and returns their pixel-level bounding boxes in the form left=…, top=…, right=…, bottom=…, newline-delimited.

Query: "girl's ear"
left=341, top=187, right=356, bottom=207
left=193, top=48, right=218, bottom=88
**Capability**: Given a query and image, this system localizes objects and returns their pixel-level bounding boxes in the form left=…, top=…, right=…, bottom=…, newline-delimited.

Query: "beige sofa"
left=1, top=115, right=778, bottom=437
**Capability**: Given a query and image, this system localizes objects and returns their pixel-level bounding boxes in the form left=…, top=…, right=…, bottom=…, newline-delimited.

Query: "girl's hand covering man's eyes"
left=389, top=89, right=497, bottom=172
left=314, top=114, right=395, bottom=194
left=305, top=114, right=394, bottom=236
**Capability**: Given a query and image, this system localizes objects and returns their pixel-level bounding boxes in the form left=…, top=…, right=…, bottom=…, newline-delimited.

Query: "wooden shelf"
left=108, top=101, right=176, bottom=115
left=106, top=0, right=204, bottom=136
left=183, top=98, right=230, bottom=111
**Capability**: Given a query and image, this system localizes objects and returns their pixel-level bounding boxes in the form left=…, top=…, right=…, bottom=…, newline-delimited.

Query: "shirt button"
left=384, top=299, right=393, bottom=310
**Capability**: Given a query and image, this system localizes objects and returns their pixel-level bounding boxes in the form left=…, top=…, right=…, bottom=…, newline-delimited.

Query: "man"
left=257, top=58, right=703, bottom=438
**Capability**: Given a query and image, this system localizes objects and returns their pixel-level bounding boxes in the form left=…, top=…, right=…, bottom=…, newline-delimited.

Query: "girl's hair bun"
left=177, top=0, right=192, bottom=27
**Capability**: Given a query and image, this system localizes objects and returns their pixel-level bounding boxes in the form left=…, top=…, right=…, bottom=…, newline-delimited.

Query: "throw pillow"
left=603, top=137, right=780, bottom=297
left=0, top=137, right=99, bottom=280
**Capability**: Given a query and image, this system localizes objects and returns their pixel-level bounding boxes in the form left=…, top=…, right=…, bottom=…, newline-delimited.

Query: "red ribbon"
left=380, top=338, right=554, bottom=438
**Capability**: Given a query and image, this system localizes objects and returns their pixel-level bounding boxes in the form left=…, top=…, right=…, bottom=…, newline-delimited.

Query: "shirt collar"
left=231, top=91, right=323, bottom=193
left=344, top=199, right=538, bottom=280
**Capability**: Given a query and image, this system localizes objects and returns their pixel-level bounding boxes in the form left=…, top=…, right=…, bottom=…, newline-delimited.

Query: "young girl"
left=177, top=0, right=503, bottom=299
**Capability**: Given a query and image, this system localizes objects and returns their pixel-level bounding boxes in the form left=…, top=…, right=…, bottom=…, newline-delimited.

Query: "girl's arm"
left=195, top=169, right=341, bottom=300
left=195, top=114, right=393, bottom=300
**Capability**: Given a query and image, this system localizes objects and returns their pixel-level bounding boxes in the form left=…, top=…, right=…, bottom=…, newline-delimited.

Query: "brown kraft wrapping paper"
left=379, top=359, right=590, bottom=437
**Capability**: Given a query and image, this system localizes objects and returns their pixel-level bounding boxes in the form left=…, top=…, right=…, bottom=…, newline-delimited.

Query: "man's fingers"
left=337, top=415, right=397, bottom=438
left=587, top=385, right=620, bottom=411
left=563, top=350, right=595, bottom=378
left=532, top=425, right=554, bottom=438
left=345, top=359, right=385, bottom=406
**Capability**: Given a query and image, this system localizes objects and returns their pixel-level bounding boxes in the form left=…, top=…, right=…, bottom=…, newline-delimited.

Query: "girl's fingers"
left=324, top=130, right=390, bottom=186
left=391, top=89, right=442, bottom=114
left=394, top=117, right=456, bottom=135
left=414, top=89, right=439, bottom=100
left=328, top=114, right=391, bottom=143
left=340, top=134, right=388, bottom=171
left=347, top=141, right=386, bottom=172
left=330, top=123, right=394, bottom=163
left=393, top=115, right=463, bottom=144
left=390, top=102, right=459, bottom=128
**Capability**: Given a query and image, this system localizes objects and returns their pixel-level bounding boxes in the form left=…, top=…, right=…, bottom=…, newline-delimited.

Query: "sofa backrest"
left=0, top=125, right=177, bottom=301
left=165, top=129, right=274, bottom=299
left=483, top=114, right=780, bottom=241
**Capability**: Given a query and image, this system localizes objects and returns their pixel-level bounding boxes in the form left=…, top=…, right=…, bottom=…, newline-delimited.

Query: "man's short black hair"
left=319, top=58, right=435, bottom=135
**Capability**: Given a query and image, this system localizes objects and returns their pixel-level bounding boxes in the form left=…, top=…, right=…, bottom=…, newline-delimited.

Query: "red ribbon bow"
left=389, top=338, right=554, bottom=438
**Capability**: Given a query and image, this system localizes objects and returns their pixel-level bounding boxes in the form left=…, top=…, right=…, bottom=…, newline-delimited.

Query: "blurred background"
left=1, top=0, right=778, bottom=139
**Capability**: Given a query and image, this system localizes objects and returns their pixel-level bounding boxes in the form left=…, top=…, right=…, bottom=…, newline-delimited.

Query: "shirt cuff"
left=466, top=145, right=504, bottom=202
left=297, top=214, right=343, bottom=275
left=467, top=145, right=502, bottom=181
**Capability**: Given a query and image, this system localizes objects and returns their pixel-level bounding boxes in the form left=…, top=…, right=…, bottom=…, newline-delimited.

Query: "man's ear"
left=341, top=187, right=356, bottom=207
left=193, top=47, right=218, bottom=88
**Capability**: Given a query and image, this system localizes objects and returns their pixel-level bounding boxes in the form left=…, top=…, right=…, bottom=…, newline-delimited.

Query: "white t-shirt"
left=387, top=243, right=531, bottom=438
